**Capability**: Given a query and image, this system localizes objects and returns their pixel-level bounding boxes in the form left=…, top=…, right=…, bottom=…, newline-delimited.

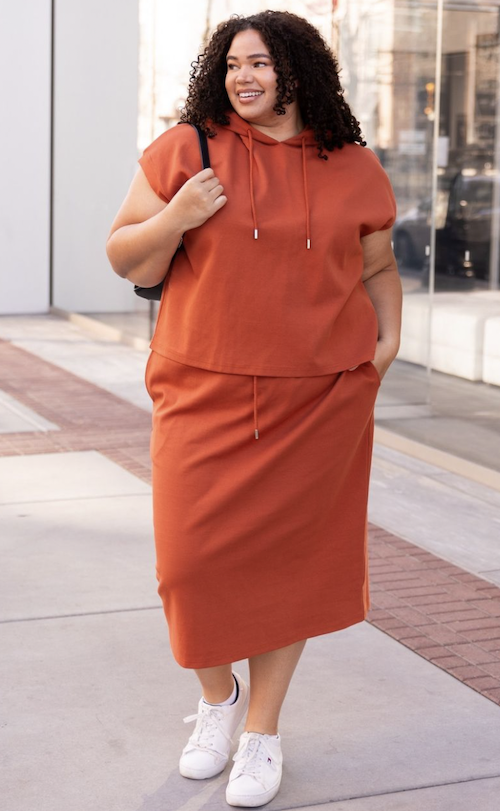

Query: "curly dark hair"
left=179, top=10, right=366, bottom=157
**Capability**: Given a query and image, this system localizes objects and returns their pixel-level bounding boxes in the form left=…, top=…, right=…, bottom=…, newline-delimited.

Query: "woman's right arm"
left=106, top=165, right=227, bottom=288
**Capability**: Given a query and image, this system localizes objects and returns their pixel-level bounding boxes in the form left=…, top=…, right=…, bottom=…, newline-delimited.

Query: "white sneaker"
left=179, top=672, right=249, bottom=779
left=226, top=731, right=283, bottom=807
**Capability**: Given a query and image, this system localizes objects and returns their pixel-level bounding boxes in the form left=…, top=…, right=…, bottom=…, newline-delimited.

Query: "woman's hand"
left=348, top=339, right=398, bottom=383
left=371, top=339, right=399, bottom=382
left=106, top=165, right=227, bottom=286
left=168, top=168, right=228, bottom=233
left=359, top=228, right=402, bottom=384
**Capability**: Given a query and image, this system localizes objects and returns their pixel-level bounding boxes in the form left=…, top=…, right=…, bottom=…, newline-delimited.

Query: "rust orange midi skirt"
left=145, top=351, right=380, bottom=669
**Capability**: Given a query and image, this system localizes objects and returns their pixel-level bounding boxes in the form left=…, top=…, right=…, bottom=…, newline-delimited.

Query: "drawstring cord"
left=248, top=130, right=259, bottom=240
left=253, top=376, right=259, bottom=439
left=247, top=129, right=311, bottom=248
left=301, top=138, right=311, bottom=250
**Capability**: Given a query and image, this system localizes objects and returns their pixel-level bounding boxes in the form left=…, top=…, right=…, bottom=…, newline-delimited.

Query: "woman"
left=106, top=10, right=401, bottom=808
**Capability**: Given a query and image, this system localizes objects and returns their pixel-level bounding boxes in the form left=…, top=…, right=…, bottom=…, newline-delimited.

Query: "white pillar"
left=52, top=0, right=140, bottom=312
left=0, top=0, right=52, bottom=315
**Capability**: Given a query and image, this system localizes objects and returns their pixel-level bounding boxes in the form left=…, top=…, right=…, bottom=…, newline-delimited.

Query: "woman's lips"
left=236, top=91, right=264, bottom=104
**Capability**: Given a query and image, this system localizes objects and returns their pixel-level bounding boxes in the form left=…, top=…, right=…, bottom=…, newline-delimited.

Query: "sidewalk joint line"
left=0, top=491, right=150, bottom=508
left=276, top=772, right=500, bottom=809
left=0, top=605, right=162, bottom=625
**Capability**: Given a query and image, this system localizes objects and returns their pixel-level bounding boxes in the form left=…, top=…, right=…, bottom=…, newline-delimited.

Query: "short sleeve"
left=138, top=141, right=170, bottom=203
left=137, top=124, right=201, bottom=205
left=359, top=149, right=397, bottom=238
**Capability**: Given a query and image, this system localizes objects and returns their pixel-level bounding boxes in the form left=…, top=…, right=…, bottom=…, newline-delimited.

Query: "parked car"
left=393, top=170, right=495, bottom=280
left=443, top=171, right=494, bottom=279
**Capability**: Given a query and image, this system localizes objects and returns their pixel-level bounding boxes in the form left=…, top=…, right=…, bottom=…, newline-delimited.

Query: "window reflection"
left=338, top=1, right=499, bottom=291
left=391, top=3, right=499, bottom=291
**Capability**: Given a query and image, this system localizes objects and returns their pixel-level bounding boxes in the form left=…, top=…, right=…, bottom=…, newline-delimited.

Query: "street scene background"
left=1, top=2, right=500, bottom=809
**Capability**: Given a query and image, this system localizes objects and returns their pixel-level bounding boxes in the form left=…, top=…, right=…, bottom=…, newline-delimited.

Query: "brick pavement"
left=2, top=338, right=500, bottom=706
left=0, top=340, right=151, bottom=481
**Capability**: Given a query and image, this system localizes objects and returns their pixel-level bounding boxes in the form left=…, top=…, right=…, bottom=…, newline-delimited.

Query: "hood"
left=224, top=109, right=317, bottom=149
left=220, top=110, right=318, bottom=248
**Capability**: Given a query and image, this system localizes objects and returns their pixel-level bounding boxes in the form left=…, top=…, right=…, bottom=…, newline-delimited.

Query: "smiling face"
left=224, top=28, right=304, bottom=139
left=224, top=29, right=280, bottom=125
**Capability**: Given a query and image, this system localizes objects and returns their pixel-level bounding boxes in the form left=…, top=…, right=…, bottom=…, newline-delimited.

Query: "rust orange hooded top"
left=138, top=111, right=397, bottom=376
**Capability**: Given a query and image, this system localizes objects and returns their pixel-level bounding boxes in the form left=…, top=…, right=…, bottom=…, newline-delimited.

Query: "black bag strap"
left=190, top=123, right=211, bottom=170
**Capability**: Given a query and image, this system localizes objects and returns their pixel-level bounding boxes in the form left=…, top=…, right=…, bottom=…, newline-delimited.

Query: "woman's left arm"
left=361, top=227, right=403, bottom=382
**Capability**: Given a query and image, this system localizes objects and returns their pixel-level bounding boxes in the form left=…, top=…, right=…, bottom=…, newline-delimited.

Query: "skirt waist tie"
left=253, top=376, right=259, bottom=440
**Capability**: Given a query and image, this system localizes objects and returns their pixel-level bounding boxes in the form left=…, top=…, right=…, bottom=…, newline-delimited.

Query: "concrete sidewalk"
left=1, top=315, right=500, bottom=811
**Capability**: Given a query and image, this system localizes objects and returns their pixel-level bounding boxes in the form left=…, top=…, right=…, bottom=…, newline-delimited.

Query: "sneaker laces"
left=232, top=734, right=279, bottom=788
left=183, top=702, right=234, bottom=757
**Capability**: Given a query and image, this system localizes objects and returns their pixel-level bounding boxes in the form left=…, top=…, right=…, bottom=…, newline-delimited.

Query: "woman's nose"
left=236, top=66, right=254, bottom=82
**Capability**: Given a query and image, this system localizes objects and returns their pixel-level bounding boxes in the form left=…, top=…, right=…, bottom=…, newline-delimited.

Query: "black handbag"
left=134, top=123, right=211, bottom=301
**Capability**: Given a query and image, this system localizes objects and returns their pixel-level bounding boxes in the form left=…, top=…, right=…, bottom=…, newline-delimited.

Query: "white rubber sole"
left=179, top=758, right=229, bottom=779
left=226, top=775, right=282, bottom=807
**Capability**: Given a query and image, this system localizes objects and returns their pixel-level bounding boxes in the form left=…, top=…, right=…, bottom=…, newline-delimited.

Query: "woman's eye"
left=226, top=61, right=269, bottom=70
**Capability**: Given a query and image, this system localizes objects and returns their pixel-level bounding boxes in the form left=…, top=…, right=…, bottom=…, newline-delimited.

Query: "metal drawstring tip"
left=306, top=239, right=311, bottom=249
left=254, top=429, right=259, bottom=439
left=254, top=229, right=259, bottom=240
